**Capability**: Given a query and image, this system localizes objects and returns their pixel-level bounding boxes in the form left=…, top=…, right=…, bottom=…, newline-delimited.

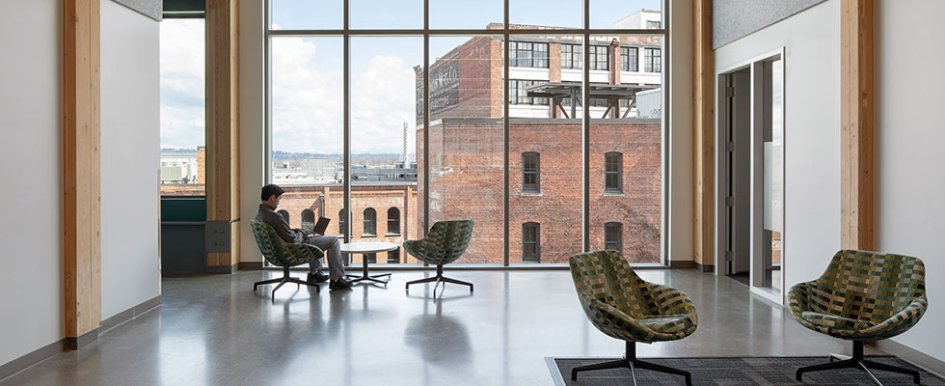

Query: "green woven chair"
left=403, top=220, right=474, bottom=298
left=569, top=250, right=698, bottom=385
left=790, top=249, right=927, bottom=385
left=250, top=220, right=325, bottom=300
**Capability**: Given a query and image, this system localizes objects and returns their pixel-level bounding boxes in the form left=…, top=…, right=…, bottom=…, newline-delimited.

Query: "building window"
left=605, top=152, right=623, bottom=193
left=522, top=152, right=540, bottom=193
left=366, top=253, right=377, bottom=264
left=644, top=47, right=662, bottom=73
left=387, top=248, right=400, bottom=264
left=522, top=222, right=541, bottom=263
left=509, top=80, right=549, bottom=106
left=338, top=209, right=346, bottom=236
left=647, top=20, right=661, bottom=29
left=278, top=209, right=290, bottom=223
left=621, top=47, right=638, bottom=72
left=605, top=222, right=622, bottom=253
left=590, top=45, right=609, bottom=70
left=561, top=43, right=582, bottom=69
left=363, top=208, right=377, bottom=236
left=510, top=41, right=549, bottom=68
left=301, top=209, right=315, bottom=229
left=387, top=207, right=401, bottom=235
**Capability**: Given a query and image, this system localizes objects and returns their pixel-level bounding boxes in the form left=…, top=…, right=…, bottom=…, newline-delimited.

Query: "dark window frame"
left=620, top=46, right=638, bottom=72
left=605, top=222, right=623, bottom=253
left=522, top=152, right=540, bottom=193
left=560, top=43, right=583, bottom=69
left=387, top=248, right=400, bottom=264
left=363, top=208, right=377, bottom=236
left=644, top=47, right=662, bottom=73
left=522, top=222, right=541, bottom=263
left=605, top=152, right=623, bottom=193
left=386, top=207, right=401, bottom=236
left=338, top=208, right=347, bottom=236
left=590, top=45, right=609, bottom=71
left=509, top=79, right=549, bottom=106
left=510, top=41, right=549, bottom=68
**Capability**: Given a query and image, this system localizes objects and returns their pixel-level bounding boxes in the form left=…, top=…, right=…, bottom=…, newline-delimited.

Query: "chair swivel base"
left=796, top=341, right=920, bottom=385
left=254, top=266, right=320, bottom=300
left=405, top=265, right=473, bottom=298
left=571, top=341, right=692, bottom=386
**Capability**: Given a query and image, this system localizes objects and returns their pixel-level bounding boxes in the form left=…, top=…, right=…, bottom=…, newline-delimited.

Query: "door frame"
left=714, top=47, right=787, bottom=305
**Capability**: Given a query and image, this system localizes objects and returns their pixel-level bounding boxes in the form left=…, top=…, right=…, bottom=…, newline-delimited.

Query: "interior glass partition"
left=265, top=0, right=668, bottom=267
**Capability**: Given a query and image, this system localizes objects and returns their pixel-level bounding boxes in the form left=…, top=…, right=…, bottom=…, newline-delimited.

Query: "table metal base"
left=345, top=259, right=391, bottom=285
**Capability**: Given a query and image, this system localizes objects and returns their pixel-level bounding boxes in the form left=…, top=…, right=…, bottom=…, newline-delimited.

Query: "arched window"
left=522, top=152, right=540, bottom=192
left=605, top=222, right=623, bottom=253
left=387, top=207, right=401, bottom=235
left=277, top=209, right=290, bottom=223
left=605, top=152, right=623, bottom=193
left=387, top=248, right=400, bottom=264
left=301, top=209, right=315, bottom=230
left=522, top=222, right=541, bottom=263
left=363, top=208, right=377, bottom=236
left=338, top=209, right=347, bottom=236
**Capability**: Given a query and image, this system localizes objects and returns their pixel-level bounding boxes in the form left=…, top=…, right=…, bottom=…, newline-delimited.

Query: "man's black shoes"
left=307, top=271, right=329, bottom=285
left=329, top=278, right=353, bottom=290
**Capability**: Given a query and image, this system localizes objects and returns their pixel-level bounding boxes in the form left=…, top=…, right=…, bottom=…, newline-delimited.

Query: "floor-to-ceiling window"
left=266, top=0, right=667, bottom=266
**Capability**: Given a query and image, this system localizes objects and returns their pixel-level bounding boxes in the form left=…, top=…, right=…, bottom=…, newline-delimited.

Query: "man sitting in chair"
left=255, top=184, right=352, bottom=290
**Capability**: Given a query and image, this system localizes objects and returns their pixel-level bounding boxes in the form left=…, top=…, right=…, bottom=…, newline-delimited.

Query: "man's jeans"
left=304, top=234, right=345, bottom=281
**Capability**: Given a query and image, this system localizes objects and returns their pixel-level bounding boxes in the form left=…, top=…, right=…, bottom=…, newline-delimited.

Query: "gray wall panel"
left=112, top=0, right=162, bottom=21
left=714, top=0, right=826, bottom=49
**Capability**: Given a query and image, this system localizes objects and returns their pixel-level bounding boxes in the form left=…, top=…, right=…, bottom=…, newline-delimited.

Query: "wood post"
left=693, top=0, right=715, bottom=270
left=62, top=0, right=102, bottom=346
left=840, top=0, right=874, bottom=250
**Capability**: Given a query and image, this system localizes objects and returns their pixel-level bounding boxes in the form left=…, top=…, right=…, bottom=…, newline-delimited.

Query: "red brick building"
left=416, top=27, right=663, bottom=264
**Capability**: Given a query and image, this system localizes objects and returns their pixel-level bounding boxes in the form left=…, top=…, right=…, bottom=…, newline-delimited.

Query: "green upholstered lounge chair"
left=790, top=249, right=927, bottom=385
left=403, top=220, right=474, bottom=298
left=250, top=220, right=325, bottom=300
left=569, top=250, right=698, bottom=385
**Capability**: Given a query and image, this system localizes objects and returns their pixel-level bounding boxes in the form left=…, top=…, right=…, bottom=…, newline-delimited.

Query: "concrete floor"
left=1, top=269, right=875, bottom=386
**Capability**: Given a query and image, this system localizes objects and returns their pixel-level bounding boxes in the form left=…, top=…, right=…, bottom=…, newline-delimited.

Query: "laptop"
left=309, top=216, right=331, bottom=235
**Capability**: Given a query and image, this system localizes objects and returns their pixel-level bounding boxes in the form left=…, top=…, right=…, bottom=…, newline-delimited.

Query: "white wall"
left=0, top=0, right=64, bottom=367
left=240, top=0, right=266, bottom=264
left=714, top=0, right=841, bottom=285
left=100, top=0, right=161, bottom=319
left=876, top=0, right=945, bottom=364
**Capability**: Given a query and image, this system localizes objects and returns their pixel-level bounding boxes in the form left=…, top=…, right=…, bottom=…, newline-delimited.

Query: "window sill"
left=603, top=192, right=625, bottom=197
left=520, top=191, right=542, bottom=197
left=385, top=233, right=401, bottom=237
left=362, top=234, right=377, bottom=238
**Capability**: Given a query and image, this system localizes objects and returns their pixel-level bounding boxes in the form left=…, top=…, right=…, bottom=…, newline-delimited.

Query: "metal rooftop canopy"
left=525, top=81, right=659, bottom=119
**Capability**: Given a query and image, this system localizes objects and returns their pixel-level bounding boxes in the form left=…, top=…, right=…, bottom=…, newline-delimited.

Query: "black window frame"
left=301, top=208, right=315, bottom=228
left=522, top=152, right=540, bottom=193
left=338, top=208, right=347, bottom=236
left=620, top=46, right=638, bottom=72
left=509, top=41, right=549, bottom=68
left=605, top=152, right=623, bottom=193
left=363, top=208, right=377, bottom=236
left=386, top=207, right=401, bottom=236
left=590, top=45, right=609, bottom=71
left=560, top=43, right=583, bottom=70
left=509, top=79, right=549, bottom=106
left=644, top=47, right=662, bottom=73
left=387, top=248, right=400, bottom=264
left=522, top=222, right=541, bottom=263
left=277, top=209, right=290, bottom=223
left=605, top=222, right=623, bottom=253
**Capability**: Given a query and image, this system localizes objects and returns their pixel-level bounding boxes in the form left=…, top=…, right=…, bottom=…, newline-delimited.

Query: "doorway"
left=717, top=49, right=786, bottom=304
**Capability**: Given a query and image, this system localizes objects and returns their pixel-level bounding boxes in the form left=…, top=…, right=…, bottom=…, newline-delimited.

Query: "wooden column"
left=62, top=0, right=101, bottom=347
left=840, top=0, right=874, bottom=250
left=205, top=0, right=241, bottom=272
left=693, top=0, right=715, bottom=271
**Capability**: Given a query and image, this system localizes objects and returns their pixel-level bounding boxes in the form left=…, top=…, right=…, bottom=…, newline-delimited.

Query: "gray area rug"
left=550, top=356, right=945, bottom=385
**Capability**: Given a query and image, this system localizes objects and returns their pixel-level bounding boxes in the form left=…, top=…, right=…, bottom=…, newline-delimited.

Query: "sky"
left=160, top=0, right=661, bottom=155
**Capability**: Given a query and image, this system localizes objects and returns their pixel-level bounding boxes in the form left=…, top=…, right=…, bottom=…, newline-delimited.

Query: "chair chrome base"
left=571, top=341, right=692, bottom=386
left=253, top=266, right=320, bottom=300
left=796, top=341, right=920, bottom=385
left=405, top=265, right=473, bottom=298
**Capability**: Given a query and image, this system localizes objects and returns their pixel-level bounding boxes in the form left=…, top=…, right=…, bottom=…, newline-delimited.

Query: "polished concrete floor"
left=2, top=269, right=877, bottom=386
